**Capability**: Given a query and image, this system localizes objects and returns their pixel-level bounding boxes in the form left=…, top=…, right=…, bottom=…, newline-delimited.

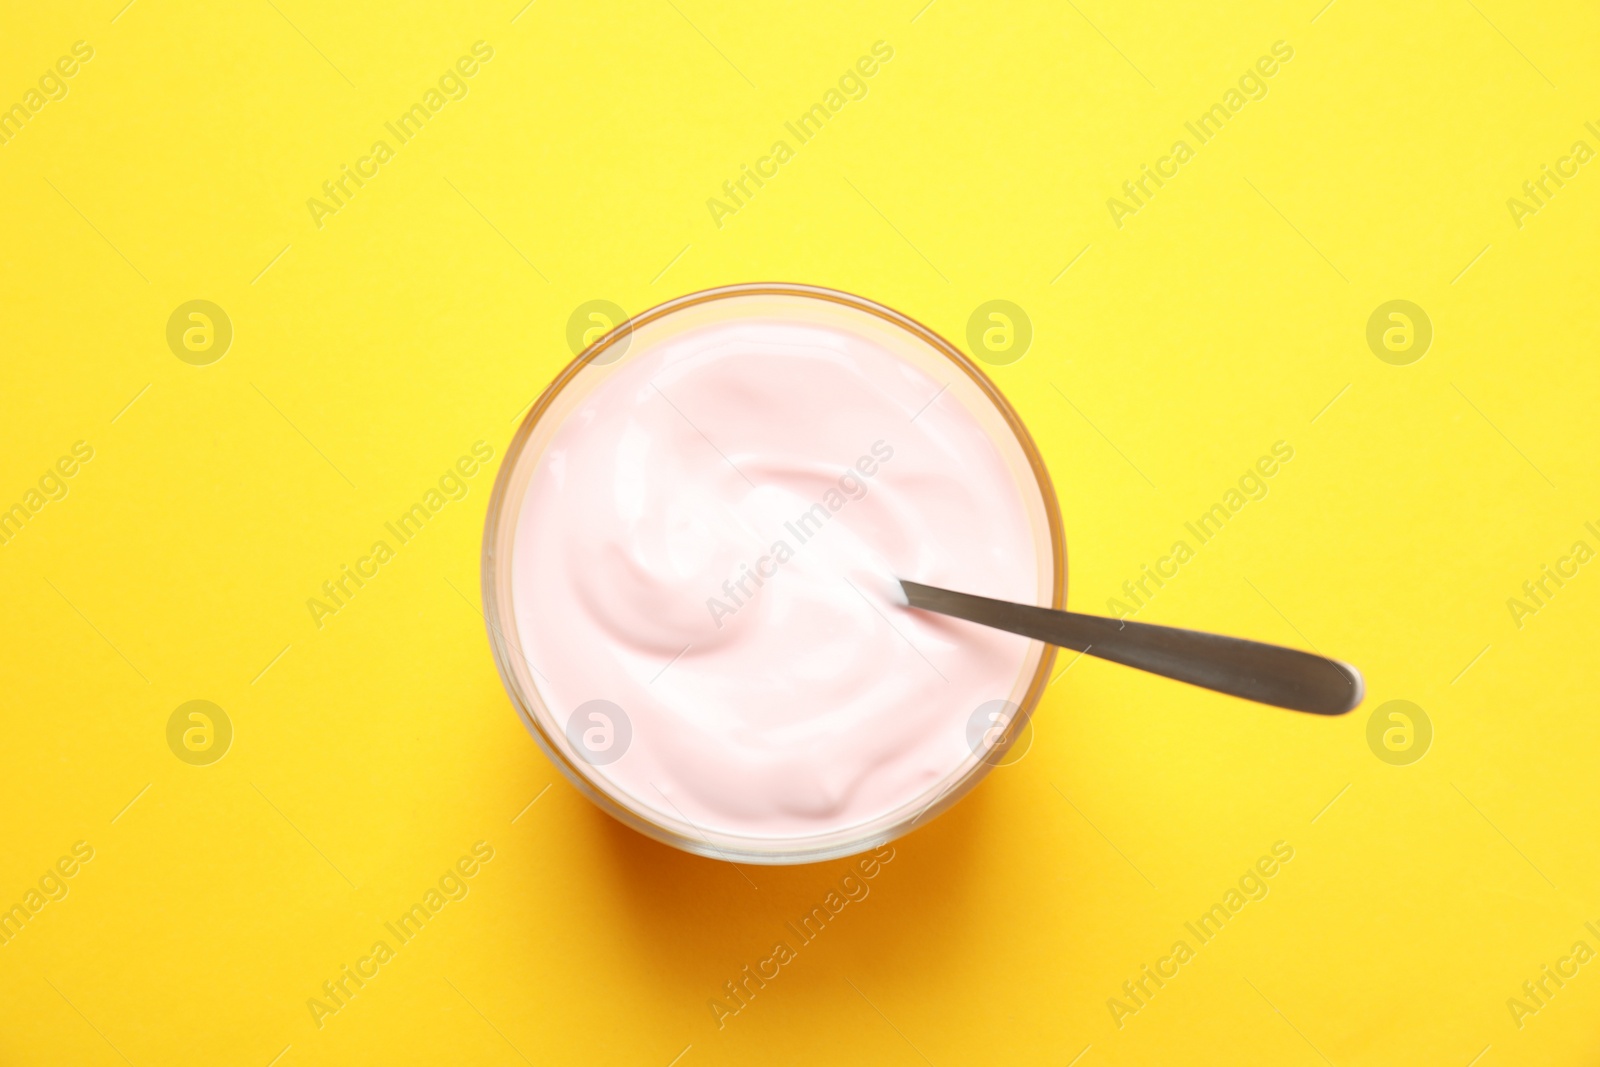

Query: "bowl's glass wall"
left=481, top=284, right=1066, bottom=864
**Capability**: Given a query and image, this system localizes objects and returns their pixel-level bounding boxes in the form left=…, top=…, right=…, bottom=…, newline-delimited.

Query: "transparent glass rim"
left=480, top=282, right=1068, bottom=865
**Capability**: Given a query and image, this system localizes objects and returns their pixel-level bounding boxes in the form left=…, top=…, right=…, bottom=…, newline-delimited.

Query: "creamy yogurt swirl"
left=512, top=316, right=1038, bottom=840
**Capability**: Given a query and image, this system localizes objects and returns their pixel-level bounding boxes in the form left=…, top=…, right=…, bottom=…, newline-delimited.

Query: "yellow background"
left=2, top=0, right=1598, bottom=1063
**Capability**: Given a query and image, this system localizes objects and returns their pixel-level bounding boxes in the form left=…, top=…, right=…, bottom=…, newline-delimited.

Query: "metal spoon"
left=899, top=580, right=1363, bottom=715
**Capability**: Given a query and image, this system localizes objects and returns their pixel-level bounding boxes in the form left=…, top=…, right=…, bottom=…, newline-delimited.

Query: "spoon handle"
left=900, top=581, right=1363, bottom=715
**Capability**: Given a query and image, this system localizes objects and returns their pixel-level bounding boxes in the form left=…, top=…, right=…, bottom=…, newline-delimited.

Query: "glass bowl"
left=480, top=283, right=1066, bottom=864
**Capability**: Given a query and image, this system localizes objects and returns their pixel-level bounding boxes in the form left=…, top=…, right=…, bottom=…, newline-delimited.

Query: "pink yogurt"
left=511, top=314, right=1039, bottom=842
